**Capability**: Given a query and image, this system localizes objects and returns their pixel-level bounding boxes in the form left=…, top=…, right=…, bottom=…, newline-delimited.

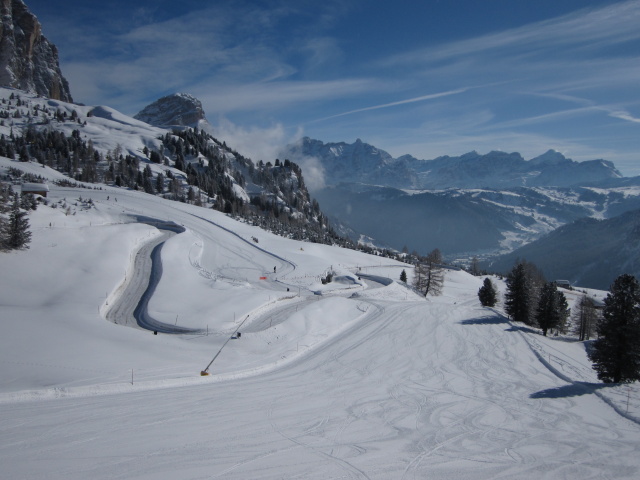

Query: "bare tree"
left=572, top=295, right=599, bottom=341
left=414, top=249, right=444, bottom=296
left=428, top=248, right=443, bottom=264
left=470, top=256, right=481, bottom=276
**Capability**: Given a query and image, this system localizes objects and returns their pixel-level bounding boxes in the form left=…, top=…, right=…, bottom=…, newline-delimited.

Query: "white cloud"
left=212, top=117, right=301, bottom=165
left=383, top=0, right=640, bottom=68
left=295, top=155, right=327, bottom=192
left=317, top=87, right=470, bottom=121
left=192, top=78, right=379, bottom=115
left=211, top=119, right=327, bottom=191
left=373, top=0, right=640, bottom=118
left=608, top=110, right=640, bottom=124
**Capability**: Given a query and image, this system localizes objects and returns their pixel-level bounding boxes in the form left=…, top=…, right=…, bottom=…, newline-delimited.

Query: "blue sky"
left=27, top=0, right=640, bottom=175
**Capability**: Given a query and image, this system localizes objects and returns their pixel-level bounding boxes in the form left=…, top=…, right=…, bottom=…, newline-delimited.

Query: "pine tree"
left=143, top=175, right=155, bottom=194
left=505, top=262, right=532, bottom=324
left=6, top=194, right=31, bottom=249
left=155, top=172, right=164, bottom=194
left=400, top=269, right=407, bottom=283
left=588, top=274, right=640, bottom=383
left=478, top=277, right=497, bottom=307
left=0, top=205, right=6, bottom=249
left=20, top=192, right=37, bottom=211
left=535, top=282, right=570, bottom=336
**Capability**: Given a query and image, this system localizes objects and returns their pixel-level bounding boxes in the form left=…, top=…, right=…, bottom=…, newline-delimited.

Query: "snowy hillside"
left=2, top=155, right=640, bottom=479
left=489, top=209, right=640, bottom=289
left=0, top=87, right=167, bottom=159
left=0, top=87, right=339, bottom=246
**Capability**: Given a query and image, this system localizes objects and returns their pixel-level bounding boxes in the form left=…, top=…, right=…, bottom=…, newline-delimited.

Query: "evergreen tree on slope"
left=535, top=282, right=570, bottom=336
left=588, top=274, right=640, bottom=383
left=505, top=262, right=532, bottom=324
left=478, top=277, right=497, bottom=307
left=6, top=194, right=32, bottom=250
left=400, top=269, right=407, bottom=283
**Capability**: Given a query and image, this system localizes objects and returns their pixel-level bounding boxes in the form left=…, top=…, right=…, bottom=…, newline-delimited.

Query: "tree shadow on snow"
left=505, top=324, right=539, bottom=334
left=531, top=382, right=611, bottom=399
left=459, top=316, right=509, bottom=325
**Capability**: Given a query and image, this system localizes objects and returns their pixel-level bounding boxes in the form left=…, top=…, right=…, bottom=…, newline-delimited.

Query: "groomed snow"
left=2, top=157, right=640, bottom=479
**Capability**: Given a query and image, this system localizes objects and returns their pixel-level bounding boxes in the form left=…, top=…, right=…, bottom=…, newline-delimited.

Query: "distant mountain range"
left=283, top=137, right=640, bottom=287
left=282, top=137, right=625, bottom=191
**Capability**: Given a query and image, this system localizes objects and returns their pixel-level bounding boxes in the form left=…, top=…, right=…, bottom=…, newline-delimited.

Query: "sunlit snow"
left=2, top=152, right=640, bottom=478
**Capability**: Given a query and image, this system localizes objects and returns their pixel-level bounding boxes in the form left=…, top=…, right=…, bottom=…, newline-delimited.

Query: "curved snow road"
left=104, top=218, right=203, bottom=334
left=106, top=212, right=307, bottom=335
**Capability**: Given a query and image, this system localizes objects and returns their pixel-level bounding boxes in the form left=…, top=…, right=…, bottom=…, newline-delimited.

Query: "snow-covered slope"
left=0, top=86, right=167, bottom=159
left=2, top=156, right=640, bottom=479
left=489, top=209, right=640, bottom=289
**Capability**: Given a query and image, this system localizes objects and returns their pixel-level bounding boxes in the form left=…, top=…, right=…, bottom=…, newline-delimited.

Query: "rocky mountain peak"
left=282, top=137, right=416, bottom=190
left=529, top=149, right=569, bottom=166
left=134, top=93, right=207, bottom=128
left=0, top=0, right=72, bottom=101
left=285, top=137, right=623, bottom=190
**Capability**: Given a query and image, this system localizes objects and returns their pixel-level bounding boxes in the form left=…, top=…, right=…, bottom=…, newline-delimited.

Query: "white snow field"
left=2, top=158, right=640, bottom=479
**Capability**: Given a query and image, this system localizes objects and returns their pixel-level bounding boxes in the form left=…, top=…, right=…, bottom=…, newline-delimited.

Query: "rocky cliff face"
left=0, top=0, right=72, bottom=102
left=134, top=93, right=207, bottom=128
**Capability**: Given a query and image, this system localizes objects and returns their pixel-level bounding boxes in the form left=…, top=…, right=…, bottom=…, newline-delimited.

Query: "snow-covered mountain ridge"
left=283, top=136, right=625, bottom=190
left=284, top=137, right=415, bottom=189
left=0, top=87, right=341, bottom=245
left=282, top=136, right=640, bottom=276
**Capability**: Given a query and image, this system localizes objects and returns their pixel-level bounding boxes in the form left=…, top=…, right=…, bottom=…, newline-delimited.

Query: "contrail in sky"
left=317, top=87, right=470, bottom=121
